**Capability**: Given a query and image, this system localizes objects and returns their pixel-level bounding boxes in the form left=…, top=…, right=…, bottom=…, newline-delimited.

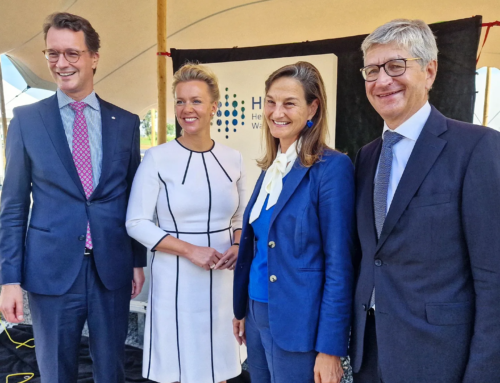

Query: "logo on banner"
left=214, top=87, right=247, bottom=139
left=212, top=87, right=265, bottom=139
left=216, top=88, right=246, bottom=139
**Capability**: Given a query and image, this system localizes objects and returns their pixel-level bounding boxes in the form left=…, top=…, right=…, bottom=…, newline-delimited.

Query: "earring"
left=306, top=120, right=314, bottom=128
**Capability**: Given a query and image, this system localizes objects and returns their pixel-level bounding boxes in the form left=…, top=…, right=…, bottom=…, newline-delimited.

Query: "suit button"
left=375, top=259, right=382, bottom=267
left=362, top=304, right=367, bottom=311
left=78, top=235, right=85, bottom=241
left=270, top=275, right=277, bottom=282
left=86, top=201, right=91, bottom=206
left=268, top=241, right=276, bottom=248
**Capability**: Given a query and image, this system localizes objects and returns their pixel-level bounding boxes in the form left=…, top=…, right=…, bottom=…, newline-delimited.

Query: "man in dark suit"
left=0, top=13, right=146, bottom=382
left=350, top=19, right=500, bottom=382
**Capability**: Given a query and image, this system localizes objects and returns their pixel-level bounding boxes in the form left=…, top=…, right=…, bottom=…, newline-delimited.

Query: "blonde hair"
left=257, top=61, right=330, bottom=170
left=172, top=63, right=220, bottom=103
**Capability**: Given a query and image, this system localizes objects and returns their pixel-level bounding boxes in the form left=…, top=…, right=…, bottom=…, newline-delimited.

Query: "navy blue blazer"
left=350, top=106, right=500, bottom=382
left=233, top=149, right=355, bottom=357
left=0, top=94, right=146, bottom=295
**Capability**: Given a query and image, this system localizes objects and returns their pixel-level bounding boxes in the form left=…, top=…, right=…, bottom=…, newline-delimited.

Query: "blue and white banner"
left=207, top=54, right=338, bottom=195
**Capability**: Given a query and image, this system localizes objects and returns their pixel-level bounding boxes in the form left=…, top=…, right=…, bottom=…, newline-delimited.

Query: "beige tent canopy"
left=0, top=0, right=499, bottom=120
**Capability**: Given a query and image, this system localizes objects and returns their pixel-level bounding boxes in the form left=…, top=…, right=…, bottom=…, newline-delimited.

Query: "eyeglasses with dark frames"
left=42, top=49, right=89, bottom=64
left=360, top=58, right=422, bottom=82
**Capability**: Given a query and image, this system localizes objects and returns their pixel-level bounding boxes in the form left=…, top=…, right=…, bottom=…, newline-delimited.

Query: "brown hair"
left=172, top=63, right=220, bottom=103
left=257, top=61, right=330, bottom=169
left=43, top=12, right=100, bottom=74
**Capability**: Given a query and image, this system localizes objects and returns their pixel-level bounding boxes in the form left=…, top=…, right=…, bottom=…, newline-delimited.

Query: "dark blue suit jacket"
left=350, top=106, right=500, bottom=382
left=233, top=149, right=355, bottom=357
left=0, top=94, right=146, bottom=295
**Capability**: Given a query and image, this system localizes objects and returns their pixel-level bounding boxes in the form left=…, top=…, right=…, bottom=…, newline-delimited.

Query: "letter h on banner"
left=252, top=97, right=262, bottom=110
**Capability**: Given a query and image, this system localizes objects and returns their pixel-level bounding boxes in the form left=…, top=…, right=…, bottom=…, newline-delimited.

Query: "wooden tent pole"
left=151, top=108, right=156, bottom=146
left=483, top=66, right=491, bottom=126
left=157, top=0, right=167, bottom=144
left=0, top=58, right=8, bottom=167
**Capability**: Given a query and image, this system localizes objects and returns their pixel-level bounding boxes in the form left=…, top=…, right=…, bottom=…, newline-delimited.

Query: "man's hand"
left=0, top=285, right=24, bottom=323
left=131, top=268, right=145, bottom=299
left=314, top=353, right=343, bottom=383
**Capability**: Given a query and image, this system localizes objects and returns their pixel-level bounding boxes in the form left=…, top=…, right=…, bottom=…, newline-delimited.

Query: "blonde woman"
left=126, top=64, right=246, bottom=383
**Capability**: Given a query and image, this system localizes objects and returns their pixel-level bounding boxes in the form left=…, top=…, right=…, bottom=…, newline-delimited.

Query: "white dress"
left=126, top=139, right=247, bottom=383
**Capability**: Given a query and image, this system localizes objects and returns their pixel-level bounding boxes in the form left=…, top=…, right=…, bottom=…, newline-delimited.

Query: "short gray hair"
left=361, top=19, right=438, bottom=67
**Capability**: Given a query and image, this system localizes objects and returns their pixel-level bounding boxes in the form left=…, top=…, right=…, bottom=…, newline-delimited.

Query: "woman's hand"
left=232, top=317, right=246, bottom=345
left=313, top=353, right=343, bottom=383
left=186, top=245, right=223, bottom=270
left=214, top=244, right=239, bottom=270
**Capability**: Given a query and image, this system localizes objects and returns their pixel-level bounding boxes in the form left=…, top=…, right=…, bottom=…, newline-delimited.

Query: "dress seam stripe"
left=229, top=154, right=242, bottom=225
left=201, top=153, right=215, bottom=383
left=210, top=269, right=214, bottom=383
left=201, top=154, right=212, bottom=246
left=230, top=195, right=241, bottom=230
left=176, top=255, right=181, bottom=381
left=182, top=151, right=193, bottom=185
left=158, top=173, right=179, bottom=236
left=157, top=172, right=181, bottom=381
left=146, top=253, right=155, bottom=379
left=210, top=151, right=232, bottom=182
left=163, top=226, right=231, bottom=235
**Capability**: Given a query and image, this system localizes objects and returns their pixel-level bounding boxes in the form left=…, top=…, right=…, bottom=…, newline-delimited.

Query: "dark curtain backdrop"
left=171, top=16, right=482, bottom=160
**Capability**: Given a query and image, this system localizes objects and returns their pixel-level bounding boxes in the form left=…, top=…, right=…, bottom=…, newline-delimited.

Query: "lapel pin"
left=112, top=116, right=116, bottom=119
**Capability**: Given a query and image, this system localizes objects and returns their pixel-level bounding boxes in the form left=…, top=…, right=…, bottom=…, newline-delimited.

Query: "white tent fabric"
left=2, top=80, right=39, bottom=118
left=0, top=80, right=40, bottom=176
left=6, top=56, right=57, bottom=91
left=0, top=0, right=499, bottom=118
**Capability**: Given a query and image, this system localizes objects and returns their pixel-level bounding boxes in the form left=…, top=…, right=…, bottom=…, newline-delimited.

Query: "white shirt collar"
left=382, top=101, right=431, bottom=142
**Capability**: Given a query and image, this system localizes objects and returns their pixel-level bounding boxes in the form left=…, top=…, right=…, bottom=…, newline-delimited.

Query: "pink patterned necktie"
left=70, top=101, right=93, bottom=249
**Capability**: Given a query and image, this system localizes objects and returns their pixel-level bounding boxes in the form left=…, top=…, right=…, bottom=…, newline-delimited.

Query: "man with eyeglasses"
left=350, top=19, right=500, bottom=383
left=0, top=12, right=146, bottom=383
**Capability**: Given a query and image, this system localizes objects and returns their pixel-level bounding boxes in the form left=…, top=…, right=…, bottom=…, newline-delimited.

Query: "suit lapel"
left=239, top=170, right=264, bottom=255
left=39, top=95, right=85, bottom=197
left=376, top=107, right=448, bottom=252
left=358, top=140, right=382, bottom=254
left=243, top=170, right=265, bottom=226
left=269, top=159, right=309, bottom=229
left=91, top=97, right=117, bottom=199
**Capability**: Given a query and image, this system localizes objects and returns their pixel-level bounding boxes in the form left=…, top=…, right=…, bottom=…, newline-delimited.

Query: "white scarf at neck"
left=249, top=140, right=299, bottom=223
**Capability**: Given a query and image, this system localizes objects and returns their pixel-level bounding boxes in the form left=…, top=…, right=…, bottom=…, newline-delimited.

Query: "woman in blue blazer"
left=233, top=62, right=355, bottom=383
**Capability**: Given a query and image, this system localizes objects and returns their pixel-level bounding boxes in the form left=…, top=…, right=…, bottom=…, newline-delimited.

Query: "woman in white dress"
left=126, top=64, right=246, bottom=383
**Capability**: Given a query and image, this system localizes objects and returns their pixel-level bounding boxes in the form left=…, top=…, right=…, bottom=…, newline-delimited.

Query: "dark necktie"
left=374, top=130, right=404, bottom=238
left=370, top=130, right=403, bottom=308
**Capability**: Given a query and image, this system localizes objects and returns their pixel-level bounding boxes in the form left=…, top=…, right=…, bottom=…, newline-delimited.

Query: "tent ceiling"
left=0, top=0, right=498, bottom=118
